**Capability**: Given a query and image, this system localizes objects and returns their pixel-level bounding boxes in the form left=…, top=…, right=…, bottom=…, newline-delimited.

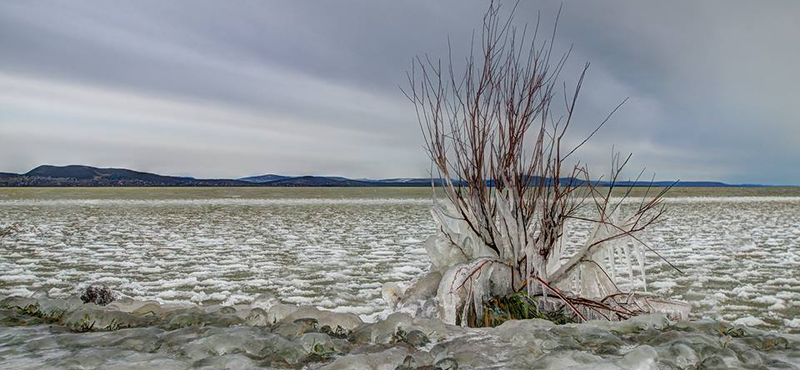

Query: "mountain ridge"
left=0, top=165, right=779, bottom=187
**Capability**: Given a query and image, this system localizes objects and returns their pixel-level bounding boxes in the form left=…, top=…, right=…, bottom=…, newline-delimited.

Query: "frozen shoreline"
left=1, top=293, right=798, bottom=369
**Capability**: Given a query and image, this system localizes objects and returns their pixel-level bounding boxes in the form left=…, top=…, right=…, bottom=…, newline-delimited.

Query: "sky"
left=0, top=1, right=798, bottom=184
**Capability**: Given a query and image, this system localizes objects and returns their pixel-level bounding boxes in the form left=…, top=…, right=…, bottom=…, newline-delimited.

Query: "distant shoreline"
left=0, top=165, right=789, bottom=188
left=0, top=184, right=789, bottom=188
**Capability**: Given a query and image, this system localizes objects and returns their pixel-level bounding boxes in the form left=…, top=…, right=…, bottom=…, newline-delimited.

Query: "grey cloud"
left=0, top=0, right=798, bottom=183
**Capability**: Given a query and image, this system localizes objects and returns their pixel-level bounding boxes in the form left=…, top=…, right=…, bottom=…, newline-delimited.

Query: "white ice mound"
left=391, top=196, right=692, bottom=326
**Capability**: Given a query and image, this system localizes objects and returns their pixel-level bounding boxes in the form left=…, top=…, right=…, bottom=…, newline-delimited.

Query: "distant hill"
left=0, top=165, right=776, bottom=187
left=239, top=174, right=291, bottom=183
left=1, top=165, right=254, bottom=187
left=240, top=175, right=453, bottom=187
left=262, top=176, right=374, bottom=187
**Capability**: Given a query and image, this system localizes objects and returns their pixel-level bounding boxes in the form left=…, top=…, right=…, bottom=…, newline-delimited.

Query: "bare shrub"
left=402, top=1, right=687, bottom=326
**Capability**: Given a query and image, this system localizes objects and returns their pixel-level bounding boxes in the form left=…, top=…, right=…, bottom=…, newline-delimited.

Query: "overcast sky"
left=1, top=1, right=798, bottom=184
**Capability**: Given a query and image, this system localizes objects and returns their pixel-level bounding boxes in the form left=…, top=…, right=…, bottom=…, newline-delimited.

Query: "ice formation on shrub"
left=421, top=192, right=690, bottom=326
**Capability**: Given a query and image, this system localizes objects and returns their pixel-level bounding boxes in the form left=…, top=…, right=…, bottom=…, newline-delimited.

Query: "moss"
left=480, top=292, right=579, bottom=327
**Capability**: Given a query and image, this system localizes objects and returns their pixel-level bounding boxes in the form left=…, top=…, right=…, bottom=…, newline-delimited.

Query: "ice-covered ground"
left=0, top=189, right=798, bottom=333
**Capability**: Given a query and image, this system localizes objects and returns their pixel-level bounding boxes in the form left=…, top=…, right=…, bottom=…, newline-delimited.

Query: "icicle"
left=623, top=243, right=634, bottom=291
left=472, top=282, right=483, bottom=325
left=571, top=274, right=578, bottom=295
left=541, top=280, right=548, bottom=307
left=460, top=286, right=472, bottom=327
left=632, top=241, right=647, bottom=291
left=609, top=245, right=617, bottom=284
left=638, top=242, right=647, bottom=292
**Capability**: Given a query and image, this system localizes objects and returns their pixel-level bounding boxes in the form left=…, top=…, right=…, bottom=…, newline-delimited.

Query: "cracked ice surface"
left=0, top=188, right=799, bottom=332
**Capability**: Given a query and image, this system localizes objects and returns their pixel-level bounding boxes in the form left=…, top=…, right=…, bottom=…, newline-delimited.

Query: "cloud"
left=0, top=0, right=798, bottom=183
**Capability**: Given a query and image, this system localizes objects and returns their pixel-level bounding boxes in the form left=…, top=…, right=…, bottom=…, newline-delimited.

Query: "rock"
left=218, top=306, right=237, bottom=315
left=526, top=350, right=607, bottom=369
left=51, top=348, right=191, bottom=370
left=493, top=318, right=555, bottom=347
left=80, top=285, right=116, bottom=306
left=0, top=296, right=39, bottom=313
left=367, top=313, right=454, bottom=344
left=192, top=354, right=257, bottom=370
left=616, top=345, right=658, bottom=369
left=434, top=357, right=458, bottom=370
left=26, top=327, right=165, bottom=353
left=106, top=298, right=162, bottom=316
left=404, top=330, right=430, bottom=348
left=294, top=317, right=320, bottom=333
left=231, top=305, right=252, bottom=320
left=267, top=303, right=298, bottom=324
left=372, top=313, right=414, bottom=344
left=696, top=355, right=728, bottom=369
left=157, top=326, right=207, bottom=351
left=321, top=324, right=350, bottom=339
left=280, top=306, right=363, bottom=332
left=2, top=292, right=799, bottom=370
left=382, top=282, right=407, bottom=310
left=0, top=308, right=24, bottom=326
left=317, top=345, right=411, bottom=370
left=659, top=342, right=698, bottom=368
left=575, top=327, right=624, bottom=349
left=165, top=312, right=207, bottom=330
left=244, top=307, right=270, bottom=327
left=349, top=323, right=376, bottom=344
left=610, top=314, right=672, bottom=334
left=297, top=332, right=336, bottom=355
left=271, top=322, right=308, bottom=339
left=162, top=308, right=242, bottom=329
left=63, top=305, right=155, bottom=331
left=180, top=327, right=307, bottom=365
left=737, top=349, right=763, bottom=366
left=428, top=343, right=450, bottom=364
left=251, top=293, right=278, bottom=311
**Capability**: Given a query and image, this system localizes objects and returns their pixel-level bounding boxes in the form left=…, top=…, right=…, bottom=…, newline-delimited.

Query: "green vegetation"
left=481, top=292, right=579, bottom=327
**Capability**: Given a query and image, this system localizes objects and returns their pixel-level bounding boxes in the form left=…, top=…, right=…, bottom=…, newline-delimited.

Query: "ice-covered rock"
left=434, top=357, right=459, bottom=370
left=316, top=345, right=414, bottom=370
left=355, top=312, right=454, bottom=344
left=297, top=332, right=336, bottom=355
left=192, top=354, right=257, bottom=370
left=244, top=307, right=270, bottom=327
left=493, top=318, right=555, bottom=349
left=105, top=297, right=161, bottom=315
left=658, top=342, right=698, bottom=369
left=1, top=292, right=798, bottom=370
left=271, top=320, right=313, bottom=339
left=63, top=304, right=156, bottom=331
left=180, top=327, right=308, bottom=365
left=267, top=303, right=299, bottom=324
left=616, top=345, right=658, bottom=369
left=251, top=293, right=279, bottom=311
left=390, top=271, right=443, bottom=319
left=279, top=306, right=363, bottom=332
left=381, top=282, right=406, bottom=310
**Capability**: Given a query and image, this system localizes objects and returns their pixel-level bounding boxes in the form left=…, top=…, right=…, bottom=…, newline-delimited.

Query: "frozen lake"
left=1, top=187, right=799, bottom=332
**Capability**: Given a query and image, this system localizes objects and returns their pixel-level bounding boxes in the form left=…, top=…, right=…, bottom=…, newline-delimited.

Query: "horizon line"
left=1, top=163, right=797, bottom=187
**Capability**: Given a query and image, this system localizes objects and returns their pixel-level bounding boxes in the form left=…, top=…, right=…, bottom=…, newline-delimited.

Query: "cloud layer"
left=1, top=1, right=798, bottom=183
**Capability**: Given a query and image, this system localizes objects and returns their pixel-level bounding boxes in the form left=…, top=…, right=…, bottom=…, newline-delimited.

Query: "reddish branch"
left=404, top=1, right=674, bottom=327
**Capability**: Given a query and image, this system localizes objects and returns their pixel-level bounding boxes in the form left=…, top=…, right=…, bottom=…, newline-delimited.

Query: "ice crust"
left=1, top=195, right=799, bottom=332
left=2, top=294, right=799, bottom=369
